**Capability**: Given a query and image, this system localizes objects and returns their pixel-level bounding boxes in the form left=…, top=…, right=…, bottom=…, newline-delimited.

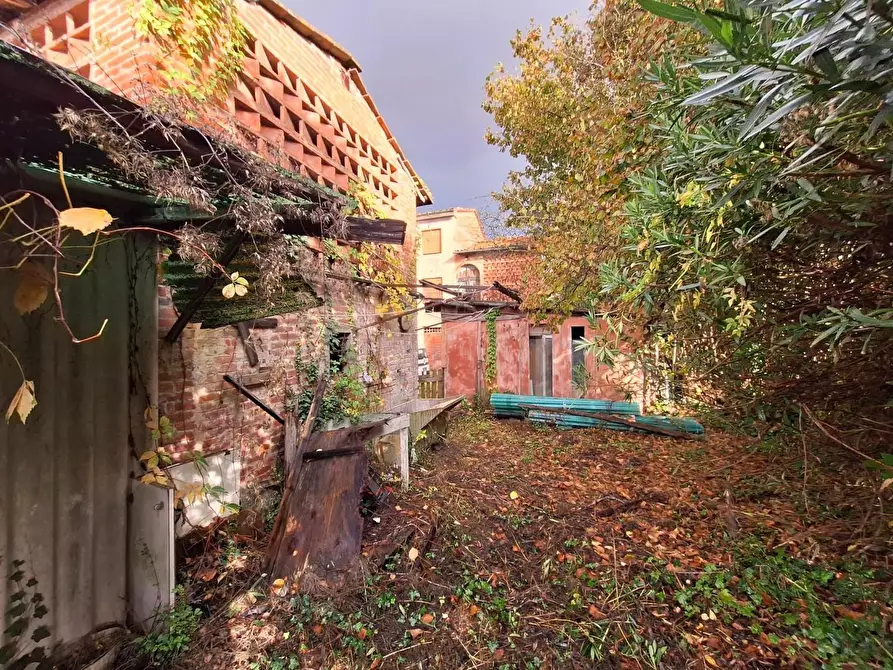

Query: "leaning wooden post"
left=265, top=374, right=327, bottom=576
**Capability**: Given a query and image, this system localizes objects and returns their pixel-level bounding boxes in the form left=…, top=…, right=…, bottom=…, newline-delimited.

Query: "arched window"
left=456, top=264, right=480, bottom=292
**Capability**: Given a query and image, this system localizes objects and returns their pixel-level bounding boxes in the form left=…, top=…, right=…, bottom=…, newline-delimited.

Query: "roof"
left=457, top=236, right=531, bottom=255
left=257, top=0, right=432, bottom=206
left=418, top=207, right=482, bottom=219
left=0, top=40, right=406, bottom=246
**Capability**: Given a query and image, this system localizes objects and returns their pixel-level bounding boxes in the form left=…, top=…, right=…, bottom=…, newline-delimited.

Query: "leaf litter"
left=177, top=413, right=892, bottom=669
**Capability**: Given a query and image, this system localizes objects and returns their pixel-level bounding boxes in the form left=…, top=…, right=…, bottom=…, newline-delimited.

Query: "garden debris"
left=178, top=414, right=892, bottom=670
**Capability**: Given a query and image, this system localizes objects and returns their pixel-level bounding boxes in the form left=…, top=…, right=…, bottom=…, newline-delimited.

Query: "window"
left=421, top=228, right=442, bottom=255
left=456, top=264, right=481, bottom=291
left=329, top=331, right=350, bottom=372
left=422, top=277, right=442, bottom=300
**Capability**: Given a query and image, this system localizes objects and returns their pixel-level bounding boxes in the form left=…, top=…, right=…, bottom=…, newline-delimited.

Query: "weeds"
left=136, top=585, right=202, bottom=665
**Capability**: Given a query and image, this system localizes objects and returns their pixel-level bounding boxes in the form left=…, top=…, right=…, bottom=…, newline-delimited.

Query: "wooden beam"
left=223, top=374, right=285, bottom=425
left=164, top=231, right=247, bottom=343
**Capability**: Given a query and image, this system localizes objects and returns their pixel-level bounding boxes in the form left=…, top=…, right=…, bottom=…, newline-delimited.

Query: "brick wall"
left=10, top=0, right=423, bottom=493
left=157, top=261, right=418, bottom=493
left=480, top=249, right=532, bottom=298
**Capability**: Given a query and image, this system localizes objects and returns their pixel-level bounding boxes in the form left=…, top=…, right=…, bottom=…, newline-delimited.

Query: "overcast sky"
left=288, top=1, right=590, bottom=216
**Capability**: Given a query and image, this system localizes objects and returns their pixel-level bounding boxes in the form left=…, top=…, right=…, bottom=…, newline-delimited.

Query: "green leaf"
left=31, top=626, right=50, bottom=643
left=637, top=0, right=699, bottom=23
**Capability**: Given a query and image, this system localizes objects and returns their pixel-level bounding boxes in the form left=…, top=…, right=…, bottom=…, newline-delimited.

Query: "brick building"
left=419, top=217, right=644, bottom=404
left=1, top=0, right=432, bottom=495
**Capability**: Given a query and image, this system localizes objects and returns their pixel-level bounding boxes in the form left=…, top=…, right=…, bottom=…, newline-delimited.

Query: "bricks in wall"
left=15, top=0, right=422, bottom=493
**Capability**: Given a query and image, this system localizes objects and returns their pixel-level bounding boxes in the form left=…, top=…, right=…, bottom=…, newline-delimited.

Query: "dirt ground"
left=175, top=412, right=892, bottom=670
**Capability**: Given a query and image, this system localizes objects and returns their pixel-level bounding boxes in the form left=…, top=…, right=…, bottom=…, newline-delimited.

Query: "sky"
left=288, top=1, right=590, bottom=217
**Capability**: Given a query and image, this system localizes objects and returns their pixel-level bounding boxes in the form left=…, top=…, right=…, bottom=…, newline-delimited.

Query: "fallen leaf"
left=588, top=604, right=606, bottom=619
left=14, top=262, right=50, bottom=315
left=421, top=613, right=434, bottom=625
left=509, top=490, right=519, bottom=500
left=369, top=660, right=381, bottom=670
left=6, top=380, right=37, bottom=424
left=468, top=604, right=480, bottom=616
left=493, top=649, right=504, bottom=661
left=408, top=628, right=423, bottom=639
left=59, top=207, right=114, bottom=234
left=311, top=624, right=323, bottom=635
left=358, top=628, right=368, bottom=640
left=197, top=568, right=217, bottom=583
left=408, top=547, right=420, bottom=563
left=705, top=654, right=718, bottom=667
left=272, top=578, right=286, bottom=589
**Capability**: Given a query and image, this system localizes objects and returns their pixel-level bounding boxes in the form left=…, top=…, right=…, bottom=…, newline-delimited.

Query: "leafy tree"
left=483, top=0, right=698, bottom=317
left=596, top=0, right=893, bottom=427
left=489, top=0, right=893, bottom=433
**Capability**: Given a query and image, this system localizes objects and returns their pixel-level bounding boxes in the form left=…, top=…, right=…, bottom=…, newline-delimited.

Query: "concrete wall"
left=417, top=209, right=486, bottom=346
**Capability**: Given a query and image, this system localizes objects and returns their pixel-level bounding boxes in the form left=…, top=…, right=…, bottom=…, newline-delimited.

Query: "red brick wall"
left=422, top=327, right=444, bottom=371
left=12, top=0, right=423, bottom=493
left=157, top=267, right=418, bottom=492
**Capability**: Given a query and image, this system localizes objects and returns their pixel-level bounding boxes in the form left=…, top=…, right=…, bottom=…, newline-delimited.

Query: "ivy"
left=345, top=183, right=414, bottom=313
left=135, top=0, right=248, bottom=103
left=485, top=309, right=498, bottom=390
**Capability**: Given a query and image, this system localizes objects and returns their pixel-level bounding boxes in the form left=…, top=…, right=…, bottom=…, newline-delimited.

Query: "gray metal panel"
left=0, top=235, right=156, bottom=649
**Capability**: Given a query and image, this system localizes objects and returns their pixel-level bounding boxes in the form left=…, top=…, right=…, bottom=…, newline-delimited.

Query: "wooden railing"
left=418, top=369, right=444, bottom=399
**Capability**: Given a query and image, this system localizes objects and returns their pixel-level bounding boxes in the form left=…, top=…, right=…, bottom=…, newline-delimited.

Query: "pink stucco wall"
left=443, top=319, right=482, bottom=398
left=495, top=318, right=529, bottom=395
left=443, top=311, right=644, bottom=404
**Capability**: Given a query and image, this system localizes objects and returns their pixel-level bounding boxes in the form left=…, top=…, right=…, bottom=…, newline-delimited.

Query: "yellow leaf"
left=272, top=578, right=286, bottom=589
left=704, top=654, right=718, bottom=667
left=14, top=262, right=50, bottom=315
left=234, top=284, right=248, bottom=297
left=140, top=473, right=157, bottom=484
left=58, top=207, right=114, bottom=234
left=5, top=380, right=37, bottom=424
left=407, top=547, right=420, bottom=563
left=509, top=490, right=519, bottom=500
left=222, top=283, right=236, bottom=299
left=139, top=450, right=157, bottom=462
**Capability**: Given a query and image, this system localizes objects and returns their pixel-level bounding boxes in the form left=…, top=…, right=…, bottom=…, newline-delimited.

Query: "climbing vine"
left=485, top=309, right=498, bottom=390
left=135, top=0, right=248, bottom=103
left=345, top=183, right=414, bottom=313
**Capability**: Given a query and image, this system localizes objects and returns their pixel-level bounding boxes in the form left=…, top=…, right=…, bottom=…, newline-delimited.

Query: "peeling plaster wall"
left=441, top=312, right=644, bottom=405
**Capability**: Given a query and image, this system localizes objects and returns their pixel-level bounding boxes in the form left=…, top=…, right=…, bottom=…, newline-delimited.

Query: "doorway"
left=528, top=333, right=553, bottom=396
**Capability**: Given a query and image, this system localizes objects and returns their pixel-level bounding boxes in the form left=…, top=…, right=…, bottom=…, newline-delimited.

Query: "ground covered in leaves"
left=172, top=413, right=892, bottom=669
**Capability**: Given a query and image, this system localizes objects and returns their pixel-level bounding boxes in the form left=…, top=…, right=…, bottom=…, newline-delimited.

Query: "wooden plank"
left=266, top=375, right=328, bottom=573
left=267, top=421, right=386, bottom=590
left=235, top=322, right=259, bottom=367
left=283, top=413, right=297, bottom=473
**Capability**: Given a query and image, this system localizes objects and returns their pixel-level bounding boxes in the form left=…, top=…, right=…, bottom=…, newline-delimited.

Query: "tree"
left=483, top=0, right=697, bottom=317
left=597, top=0, right=893, bottom=429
